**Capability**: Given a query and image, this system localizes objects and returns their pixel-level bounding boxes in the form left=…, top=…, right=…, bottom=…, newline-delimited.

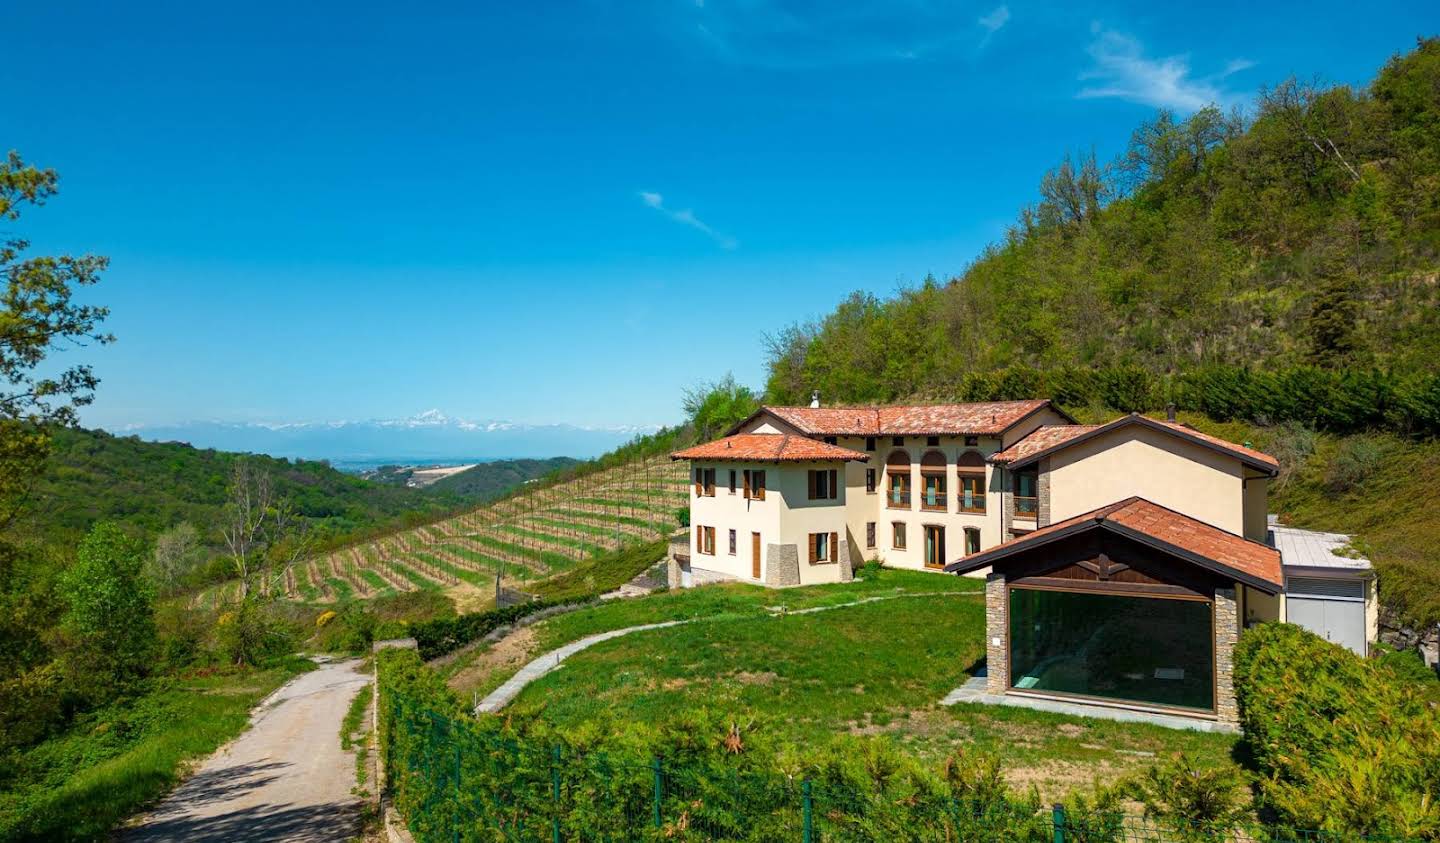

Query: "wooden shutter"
left=828, top=469, right=838, bottom=499
left=695, top=524, right=702, bottom=552
left=808, top=533, right=818, bottom=564
left=807, top=470, right=817, bottom=500
left=694, top=469, right=702, bottom=496
left=743, top=469, right=751, bottom=498
left=829, top=532, right=839, bottom=561
left=755, top=471, right=765, bottom=500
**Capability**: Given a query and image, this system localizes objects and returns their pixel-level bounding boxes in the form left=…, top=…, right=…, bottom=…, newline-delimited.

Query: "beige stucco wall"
left=686, top=461, right=782, bottom=582
left=1046, top=425, right=1246, bottom=534
left=1242, top=471, right=1270, bottom=543
left=774, top=462, right=851, bottom=586
left=836, top=434, right=1003, bottom=573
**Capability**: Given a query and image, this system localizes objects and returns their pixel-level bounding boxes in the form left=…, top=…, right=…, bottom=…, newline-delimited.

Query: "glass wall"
left=1008, top=588, right=1214, bottom=711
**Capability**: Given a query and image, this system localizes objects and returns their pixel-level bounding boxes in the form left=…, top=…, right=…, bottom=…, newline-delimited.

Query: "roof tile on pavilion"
left=671, top=433, right=869, bottom=463
left=944, top=496, right=1283, bottom=591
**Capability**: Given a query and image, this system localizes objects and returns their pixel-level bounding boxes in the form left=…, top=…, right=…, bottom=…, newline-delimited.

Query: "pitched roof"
left=989, top=414, right=1278, bottom=473
left=944, top=496, right=1283, bottom=592
left=733, top=399, right=1069, bottom=437
left=670, top=433, right=869, bottom=463
left=987, top=424, right=1099, bottom=464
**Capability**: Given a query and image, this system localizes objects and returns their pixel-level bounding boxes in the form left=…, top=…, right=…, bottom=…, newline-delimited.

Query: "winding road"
left=121, top=658, right=370, bottom=843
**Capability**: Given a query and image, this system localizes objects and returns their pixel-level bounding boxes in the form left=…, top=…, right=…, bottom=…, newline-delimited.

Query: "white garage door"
left=1287, top=577, right=1366, bottom=655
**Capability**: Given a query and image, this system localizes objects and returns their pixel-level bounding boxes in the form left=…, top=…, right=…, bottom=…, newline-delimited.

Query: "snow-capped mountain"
left=115, top=410, right=662, bottom=463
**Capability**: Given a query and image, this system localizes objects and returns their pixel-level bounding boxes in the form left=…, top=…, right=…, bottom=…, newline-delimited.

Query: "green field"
left=449, top=570, right=1236, bottom=802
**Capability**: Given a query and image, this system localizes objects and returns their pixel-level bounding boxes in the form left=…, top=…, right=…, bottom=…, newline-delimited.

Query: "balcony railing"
left=958, top=493, right=987, bottom=514
left=1013, top=495, right=1038, bottom=519
left=888, top=491, right=911, bottom=509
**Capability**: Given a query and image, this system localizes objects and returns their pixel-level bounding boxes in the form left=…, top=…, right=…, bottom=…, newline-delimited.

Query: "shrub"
left=409, top=598, right=589, bottom=661
left=1374, top=642, right=1440, bottom=688
left=1235, top=623, right=1440, bottom=839
left=1135, top=753, right=1251, bottom=841
left=1322, top=436, right=1385, bottom=492
left=675, top=505, right=691, bottom=528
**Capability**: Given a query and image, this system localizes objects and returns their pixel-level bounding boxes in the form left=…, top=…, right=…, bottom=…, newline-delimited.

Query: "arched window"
left=920, top=450, right=947, bottom=511
left=957, top=451, right=986, bottom=514
left=885, top=450, right=911, bottom=509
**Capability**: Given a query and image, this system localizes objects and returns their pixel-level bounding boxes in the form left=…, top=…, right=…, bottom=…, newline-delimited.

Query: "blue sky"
left=5, top=1, right=1433, bottom=431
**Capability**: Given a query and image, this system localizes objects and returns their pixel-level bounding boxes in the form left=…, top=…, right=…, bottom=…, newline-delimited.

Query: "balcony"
left=920, top=493, right=947, bottom=512
left=887, top=491, right=911, bottom=509
left=958, top=494, right=987, bottom=515
left=1013, top=495, right=1038, bottom=519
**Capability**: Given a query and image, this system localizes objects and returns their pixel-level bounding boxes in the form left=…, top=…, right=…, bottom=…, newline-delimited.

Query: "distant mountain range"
left=113, top=410, right=661, bottom=463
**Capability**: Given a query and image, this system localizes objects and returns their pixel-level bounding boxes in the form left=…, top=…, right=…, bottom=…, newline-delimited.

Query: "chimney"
left=1166, top=403, right=1177, bottom=422
left=810, top=390, right=821, bottom=409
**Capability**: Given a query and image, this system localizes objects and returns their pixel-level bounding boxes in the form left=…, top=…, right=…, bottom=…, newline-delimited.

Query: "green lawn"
left=480, top=571, right=1236, bottom=802
left=442, top=568, right=982, bottom=700
left=0, top=658, right=313, bottom=841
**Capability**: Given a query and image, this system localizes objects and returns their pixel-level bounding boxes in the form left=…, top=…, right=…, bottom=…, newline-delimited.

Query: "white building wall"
left=686, top=461, right=782, bottom=583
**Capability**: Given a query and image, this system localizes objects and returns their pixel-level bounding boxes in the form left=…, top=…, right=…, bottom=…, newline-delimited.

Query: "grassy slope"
left=500, top=581, right=1234, bottom=802
left=0, top=658, right=312, bottom=841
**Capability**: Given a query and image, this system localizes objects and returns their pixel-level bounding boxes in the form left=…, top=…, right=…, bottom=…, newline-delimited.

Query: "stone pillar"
left=1036, top=459, right=1051, bottom=527
left=666, top=555, right=683, bottom=590
left=1214, top=587, right=1240, bottom=724
left=997, top=467, right=1011, bottom=540
left=985, top=574, right=1008, bottom=694
left=837, top=539, right=854, bottom=582
left=765, top=544, right=800, bottom=587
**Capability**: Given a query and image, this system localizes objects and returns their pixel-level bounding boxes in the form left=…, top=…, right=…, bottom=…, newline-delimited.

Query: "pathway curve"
left=474, top=590, right=978, bottom=714
left=122, top=658, right=371, bottom=843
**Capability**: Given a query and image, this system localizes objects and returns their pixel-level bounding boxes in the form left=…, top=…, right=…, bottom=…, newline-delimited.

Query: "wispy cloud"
left=639, top=191, right=737, bottom=250
left=1077, top=24, right=1252, bottom=112
left=977, top=6, right=1009, bottom=35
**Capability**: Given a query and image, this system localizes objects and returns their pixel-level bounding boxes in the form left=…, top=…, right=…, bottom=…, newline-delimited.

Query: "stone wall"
left=1037, top=459, right=1051, bottom=527
left=837, top=539, right=854, bottom=582
left=1213, top=587, right=1239, bottom=724
left=766, top=543, right=800, bottom=587
left=985, top=574, right=1008, bottom=694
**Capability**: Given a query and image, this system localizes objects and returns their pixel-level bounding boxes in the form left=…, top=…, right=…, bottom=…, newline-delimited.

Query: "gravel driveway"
left=121, top=657, right=370, bottom=843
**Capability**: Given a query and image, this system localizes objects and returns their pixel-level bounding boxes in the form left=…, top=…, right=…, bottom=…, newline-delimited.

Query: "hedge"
left=945, top=364, right=1440, bottom=438
left=409, top=597, right=591, bottom=661
left=1234, top=623, right=1440, bottom=840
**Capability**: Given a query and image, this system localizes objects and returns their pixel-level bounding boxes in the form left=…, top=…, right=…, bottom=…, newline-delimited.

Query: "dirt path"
left=121, top=658, right=370, bottom=843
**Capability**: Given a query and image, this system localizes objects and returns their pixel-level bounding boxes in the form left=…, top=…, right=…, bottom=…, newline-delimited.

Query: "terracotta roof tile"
left=946, top=497, right=1282, bottom=590
left=671, top=433, right=869, bottom=463
left=990, top=424, right=1099, bottom=464
left=989, top=414, right=1278, bottom=472
left=1152, top=420, right=1279, bottom=471
left=757, top=400, right=1055, bottom=436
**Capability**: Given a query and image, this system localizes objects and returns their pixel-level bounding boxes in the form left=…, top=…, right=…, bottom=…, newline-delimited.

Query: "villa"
left=672, top=397, right=1377, bottom=726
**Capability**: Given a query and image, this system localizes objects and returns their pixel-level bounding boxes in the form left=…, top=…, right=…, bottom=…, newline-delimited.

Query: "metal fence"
left=382, top=695, right=1411, bottom=842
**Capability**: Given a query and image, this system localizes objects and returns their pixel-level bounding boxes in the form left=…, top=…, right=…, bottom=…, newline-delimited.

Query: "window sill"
left=959, top=507, right=987, bottom=515
left=920, top=504, right=947, bottom=512
left=809, top=560, right=838, bottom=566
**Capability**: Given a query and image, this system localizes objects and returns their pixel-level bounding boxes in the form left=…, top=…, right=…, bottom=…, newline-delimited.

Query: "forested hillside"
left=16, top=429, right=571, bottom=560
left=765, top=40, right=1440, bottom=403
